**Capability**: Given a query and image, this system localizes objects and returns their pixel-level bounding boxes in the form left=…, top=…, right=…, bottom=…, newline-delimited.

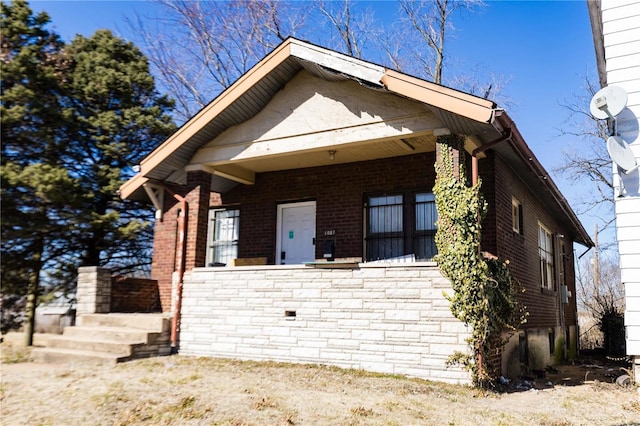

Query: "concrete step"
left=45, top=335, right=142, bottom=356
left=76, top=313, right=171, bottom=331
left=32, top=314, right=173, bottom=365
left=31, top=347, right=127, bottom=365
left=62, top=326, right=162, bottom=344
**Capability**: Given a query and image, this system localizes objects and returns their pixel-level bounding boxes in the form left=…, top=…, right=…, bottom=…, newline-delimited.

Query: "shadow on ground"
left=498, top=350, right=634, bottom=393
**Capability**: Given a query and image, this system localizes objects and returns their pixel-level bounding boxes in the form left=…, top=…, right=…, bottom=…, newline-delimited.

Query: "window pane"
left=208, top=209, right=239, bottom=266
left=512, top=198, right=521, bottom=233
left=414, top=236, right=437, bottom=260
left=366, top=195, right=403, bottom=261
left=415, top=192, right=437, bottom=260
left=416, top=193, right=437, bottom=231
left=368, top=196, right=403, bottom=234
left=538, top=224, right=554, bottom=288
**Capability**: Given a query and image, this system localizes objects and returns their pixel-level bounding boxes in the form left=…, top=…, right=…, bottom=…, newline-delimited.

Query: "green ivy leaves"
left=434, top=135, right=526, bottom=389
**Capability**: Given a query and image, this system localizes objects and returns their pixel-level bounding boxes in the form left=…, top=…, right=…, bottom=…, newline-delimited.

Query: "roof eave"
left=587, top=0, right=607, bottom=88
left=381, top=70, right=496, bottom=124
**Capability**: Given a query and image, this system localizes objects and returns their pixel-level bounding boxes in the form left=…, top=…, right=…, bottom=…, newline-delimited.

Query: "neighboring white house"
left=588, top=0, right=640, bottom=381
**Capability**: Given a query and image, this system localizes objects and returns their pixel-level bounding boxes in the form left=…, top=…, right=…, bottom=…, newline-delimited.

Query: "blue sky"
left=30, top=0, right=605, bottom=248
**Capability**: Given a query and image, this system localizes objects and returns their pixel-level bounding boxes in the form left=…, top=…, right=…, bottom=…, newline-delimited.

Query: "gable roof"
left=120, top=37, right=592, bottom=247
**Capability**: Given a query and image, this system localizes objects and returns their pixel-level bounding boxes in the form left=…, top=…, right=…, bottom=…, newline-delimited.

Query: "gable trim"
left=381, top=70, right=496, bottom=124
left=119, top=41, right=293, bottom=200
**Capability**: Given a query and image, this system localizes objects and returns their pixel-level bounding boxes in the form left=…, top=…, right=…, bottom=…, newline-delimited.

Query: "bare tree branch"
left=317, top=0, right=381, bottom=59
left=398, top=0, right=483, bottom=84
left=554, top=74, right=615, bottom=233
left=127, top=0, right=307, bottom=121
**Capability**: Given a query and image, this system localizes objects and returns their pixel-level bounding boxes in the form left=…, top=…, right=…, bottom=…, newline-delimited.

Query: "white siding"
left=602, top=0, right=640, bottom=358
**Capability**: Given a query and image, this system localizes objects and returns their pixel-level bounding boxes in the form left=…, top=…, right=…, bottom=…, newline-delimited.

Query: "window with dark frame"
left=365, top=192, right=437, bottom=262
left=538, top=223, right=555, bottom=289
left=366, top=194, right=404, bottom=261
left=414, top=193, right=438, bottom=260
left=206, top=208, right=239, bottom=266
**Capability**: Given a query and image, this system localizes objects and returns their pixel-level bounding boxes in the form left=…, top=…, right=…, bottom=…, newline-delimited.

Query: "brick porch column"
left=435, top=134, right=466, bottom=181
left=150, top=172, right=212, bottom=312
left=185, top=170, right=212, bottom=270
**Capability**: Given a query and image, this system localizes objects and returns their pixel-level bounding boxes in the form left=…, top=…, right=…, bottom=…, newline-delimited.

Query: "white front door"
left=277, top=201, right=316, bottom=265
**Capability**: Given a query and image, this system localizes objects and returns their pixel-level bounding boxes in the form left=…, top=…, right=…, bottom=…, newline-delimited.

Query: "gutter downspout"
left=467, top=120, right=512, bottom=380
left=170, top=193, right=187, bottom=352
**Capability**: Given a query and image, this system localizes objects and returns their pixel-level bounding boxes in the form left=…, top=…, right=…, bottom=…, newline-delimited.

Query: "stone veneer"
left=179, top=262, right=472, bottom=385
left=76, top=266, right=112, bottom=315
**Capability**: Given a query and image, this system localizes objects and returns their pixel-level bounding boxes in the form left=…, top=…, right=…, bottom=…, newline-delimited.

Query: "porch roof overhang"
left=119, top=37, right=497, bottom=200
left=119, top=37, right=593, bottom=248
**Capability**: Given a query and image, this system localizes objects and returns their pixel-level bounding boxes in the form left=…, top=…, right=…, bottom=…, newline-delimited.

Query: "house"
left=119, top=38, right=592, bottom=384
left=588, top=0, right=640, bottom=381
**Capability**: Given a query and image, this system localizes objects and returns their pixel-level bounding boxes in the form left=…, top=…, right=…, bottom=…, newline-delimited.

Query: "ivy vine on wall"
left=433, top=134, right=527, bottom=389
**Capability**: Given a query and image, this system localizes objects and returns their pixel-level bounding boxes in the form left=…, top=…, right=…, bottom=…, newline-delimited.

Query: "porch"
left=179, top=261, right=472, bottom=385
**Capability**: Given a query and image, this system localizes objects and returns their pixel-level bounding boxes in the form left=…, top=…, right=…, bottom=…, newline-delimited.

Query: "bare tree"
left=555, top=75, right=614, bottom=232
left=317, top=0, right=380, bottom=59
left=576, top=252, right=624, bottom=355
left=129, top=0, right=308, bottom=121
left=130, top=0, right=508, bottom=122
left=398, top=0, right=484, bottom=85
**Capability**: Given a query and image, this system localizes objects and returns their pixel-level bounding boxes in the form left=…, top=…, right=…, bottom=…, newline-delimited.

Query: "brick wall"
left=221, top=152, right=437, bottom=263
left=110, top=276, right=161, bottom=313
left=151, top=178, right=221, bottom=313
left=151, top=184, right=181, bottom=313
left=179, top=263, right=472, bottom=385
left=480, top=151, right=579, bottom=336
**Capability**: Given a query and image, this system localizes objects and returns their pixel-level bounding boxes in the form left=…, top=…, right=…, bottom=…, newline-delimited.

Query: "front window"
left=366, top=195, right=404, bottom=261
left=414, top=193, right=438, bottom=260
left=538, top=223, right=554, bottom=289
left=207, top=208, right=239, bottom=266
left=365, top=192, right=437, bottom=262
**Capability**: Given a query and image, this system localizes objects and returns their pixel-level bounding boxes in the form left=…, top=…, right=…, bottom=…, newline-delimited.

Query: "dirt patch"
left=1, top=337, right=639, bottom=425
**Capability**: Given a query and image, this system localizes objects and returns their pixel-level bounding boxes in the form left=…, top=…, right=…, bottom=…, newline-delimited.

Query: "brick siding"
left=110, top=276, right=161, bottom=313
left=480, top=151, right=579, bottom=333
left=151, top=179, right=221, bottom=312
left=221, top=153, right=437, bottom=263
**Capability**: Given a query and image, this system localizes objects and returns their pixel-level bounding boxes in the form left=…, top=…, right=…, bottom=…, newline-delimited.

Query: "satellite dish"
left=607, top=136, right=638, bottom=174
left=590, top=85, right=628, bottom=120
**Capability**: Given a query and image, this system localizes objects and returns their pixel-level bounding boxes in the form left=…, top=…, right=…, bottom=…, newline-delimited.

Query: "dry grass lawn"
left=1, top=335, right=639, bottom=425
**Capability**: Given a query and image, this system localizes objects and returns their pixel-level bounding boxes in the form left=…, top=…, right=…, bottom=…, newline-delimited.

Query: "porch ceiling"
left=229, top=133, right=437, bottom=173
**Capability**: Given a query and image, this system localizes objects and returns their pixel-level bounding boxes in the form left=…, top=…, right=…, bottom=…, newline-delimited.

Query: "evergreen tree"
left=60, top=29, right=175, bottom=270
left=1, top=0, right=175, bottom=343
left=1, top=0, right=70, bottom=343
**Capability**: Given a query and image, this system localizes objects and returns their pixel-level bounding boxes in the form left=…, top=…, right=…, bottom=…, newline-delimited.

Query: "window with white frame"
left=538, top=223, right=555, bottom=289
left=365, top=192, right=437, bottom=262
left=206, top=208, right=239, bottom=266
left=512, top=197, right=523, bottom=234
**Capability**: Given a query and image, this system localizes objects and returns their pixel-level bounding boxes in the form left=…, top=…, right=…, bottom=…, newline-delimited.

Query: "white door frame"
left=276, top=201, right=316, bottom=264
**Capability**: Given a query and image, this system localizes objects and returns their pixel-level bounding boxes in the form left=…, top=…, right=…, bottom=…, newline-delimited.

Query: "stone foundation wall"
left=179, top=263, right=472, bottom=385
